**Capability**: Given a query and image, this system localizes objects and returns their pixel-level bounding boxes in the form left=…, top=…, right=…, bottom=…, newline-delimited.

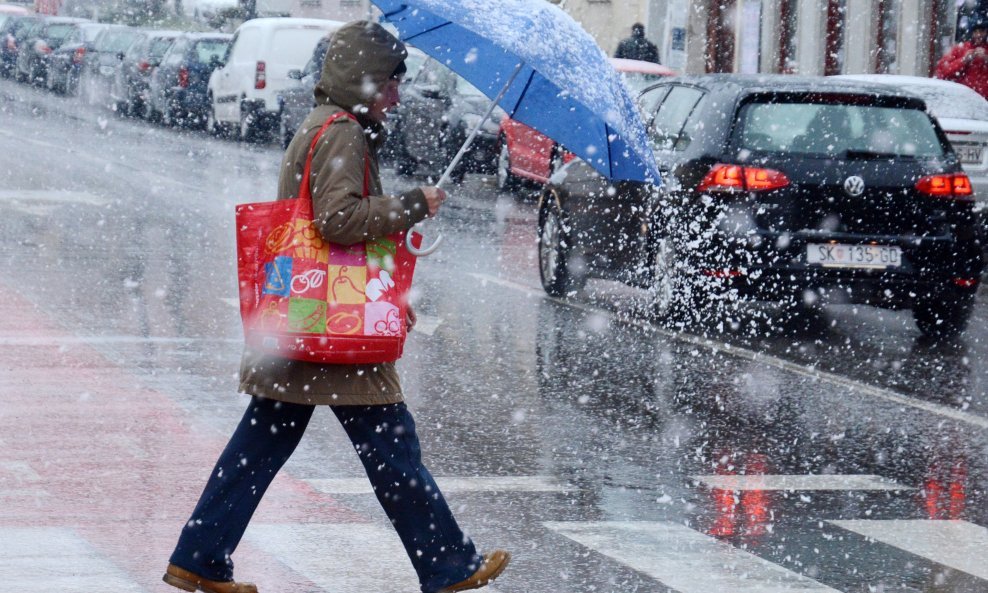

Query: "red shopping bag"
left=235, top=112, right=421, bottom=364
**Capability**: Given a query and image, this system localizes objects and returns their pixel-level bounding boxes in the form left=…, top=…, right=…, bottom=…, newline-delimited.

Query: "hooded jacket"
left=239, top=20, right=429, bottom=406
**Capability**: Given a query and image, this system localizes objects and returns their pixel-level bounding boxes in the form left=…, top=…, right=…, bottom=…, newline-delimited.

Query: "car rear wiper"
left=843, top=149, right=915, bottom=160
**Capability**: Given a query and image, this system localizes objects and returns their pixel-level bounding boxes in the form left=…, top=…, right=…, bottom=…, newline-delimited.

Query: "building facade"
left=557, top=0, right=970, bottom=77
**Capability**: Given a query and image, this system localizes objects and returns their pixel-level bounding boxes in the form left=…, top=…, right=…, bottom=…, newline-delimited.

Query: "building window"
left=706, top=0, right=737, bottom=72
left=875, top=0, right=899, bottom=73
left=778, top=0, right=798, bottom=72
left=823, top=0, right=846, bottom=75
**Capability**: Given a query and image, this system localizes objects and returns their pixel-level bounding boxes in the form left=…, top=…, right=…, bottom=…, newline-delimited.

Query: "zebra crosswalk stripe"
left=245, top=523, right=502, bottom=593
left=0, top=527, right=143, bottom=593
left=829, top=519, right=988, bottom=581
left=545, top=520, right=841, bottom=592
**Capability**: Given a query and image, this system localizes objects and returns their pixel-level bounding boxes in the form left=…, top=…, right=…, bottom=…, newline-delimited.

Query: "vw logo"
left=843, top=176, right=866, bottom=197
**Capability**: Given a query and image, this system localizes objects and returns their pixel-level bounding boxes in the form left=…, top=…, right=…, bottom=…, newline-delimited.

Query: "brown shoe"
left=162, top=564, right=258, bottom=593
left=437, top=550, right=511, bottom=593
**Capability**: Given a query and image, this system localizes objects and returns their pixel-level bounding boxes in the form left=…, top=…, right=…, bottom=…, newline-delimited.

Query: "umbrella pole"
left=407, top=61, right=524, bottom=257
left=436, top=61, right=524, bottom=189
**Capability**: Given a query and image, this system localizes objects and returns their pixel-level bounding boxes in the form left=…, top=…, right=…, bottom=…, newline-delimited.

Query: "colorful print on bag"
left=235, top=110, right=420, bottom=364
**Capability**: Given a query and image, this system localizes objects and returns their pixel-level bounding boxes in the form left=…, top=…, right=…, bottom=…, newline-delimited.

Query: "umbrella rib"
left=506, top=67, right=536, bottom=116
left=399, top=20, right=454, bottom=44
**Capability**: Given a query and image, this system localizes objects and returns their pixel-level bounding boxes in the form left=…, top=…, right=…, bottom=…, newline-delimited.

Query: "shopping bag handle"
left=406, top=220, right=443, bottom=256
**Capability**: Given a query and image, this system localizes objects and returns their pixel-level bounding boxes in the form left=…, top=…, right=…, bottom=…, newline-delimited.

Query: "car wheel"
left=496, top=136, right=521, bottom=192
left=538, top=192, right=583, bottom=297
left=912, top=288, right=975, bottom=339
left=649, top=235, right=681, bottom=321
left=240, top=102, right=269, bottom=143
left=45, top=68, right=58, bottom=93
left=206, top=98, right=223, bottom=137
left=278, top=109, right=293, bottom=150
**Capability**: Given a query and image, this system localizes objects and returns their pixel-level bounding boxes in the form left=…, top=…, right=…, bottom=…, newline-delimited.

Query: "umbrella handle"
left=406, top=225, right=444, bottom=256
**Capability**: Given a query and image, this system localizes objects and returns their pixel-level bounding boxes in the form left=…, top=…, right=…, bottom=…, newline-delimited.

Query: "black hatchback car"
left=538, top=75, right=983, bottom=337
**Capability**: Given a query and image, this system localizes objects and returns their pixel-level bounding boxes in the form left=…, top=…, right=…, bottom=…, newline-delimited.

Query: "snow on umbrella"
left=372, top=0, right=661, bottom=255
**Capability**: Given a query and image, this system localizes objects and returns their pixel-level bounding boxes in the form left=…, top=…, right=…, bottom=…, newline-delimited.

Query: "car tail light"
left=4, top=35, right=14, bottom=51
left=178, top=66, right=189, bottom=88
left=915, top=173, right=973, bottom=200
left=254, top=60, right=266, bottom=90
left=138, top=59, right=151, bottom=73
left=953, top=278, right=978, bottom=288
left=697, top=163, right=790, bottom=193
left=35, top=40, right=51, bottom=54
left=72, top=46, right=86, bottom=65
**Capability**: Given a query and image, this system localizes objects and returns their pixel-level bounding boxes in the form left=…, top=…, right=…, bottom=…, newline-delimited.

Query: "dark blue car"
left=147, top=32, right=232, bottom=128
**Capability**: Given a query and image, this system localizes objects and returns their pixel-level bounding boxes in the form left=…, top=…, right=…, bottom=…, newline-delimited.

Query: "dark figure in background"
left=936, top=16, right=988, bottom=100
left=614, top=22, right=661, bottom=64
left=160, top=20, right=510, bottom=593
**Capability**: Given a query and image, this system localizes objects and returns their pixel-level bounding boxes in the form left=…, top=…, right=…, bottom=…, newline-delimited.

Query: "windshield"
left=737, top=101, right=945, bottom=158
left=148, top=37, right=174, bottom=60
left=46, top=24, right=75, bottom=43
left=100, top=30, right=139, bottom=53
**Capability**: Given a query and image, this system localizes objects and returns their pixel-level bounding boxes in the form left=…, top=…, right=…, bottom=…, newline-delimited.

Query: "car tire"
left=538, top=192, right=584, bottom=297
left=278, top=109, right=293, bottom=150
left=912, top=288, right=975, bottom=339
left=496, top=136, right=522, bottom=192
left=206, top=97, right=223, bottom=137
left=239, top=102, right=269, bottom=143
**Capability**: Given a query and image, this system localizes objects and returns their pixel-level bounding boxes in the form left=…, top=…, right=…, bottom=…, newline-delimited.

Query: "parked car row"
left=3, top=16, right=347, bottom=141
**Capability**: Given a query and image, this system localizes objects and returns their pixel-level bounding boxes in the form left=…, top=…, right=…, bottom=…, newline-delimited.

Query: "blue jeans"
left=169, top=397, right=480, bottom=593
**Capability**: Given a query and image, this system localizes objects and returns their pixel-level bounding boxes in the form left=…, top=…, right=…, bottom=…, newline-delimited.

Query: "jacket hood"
left=315, top=20, right=407, bottom=115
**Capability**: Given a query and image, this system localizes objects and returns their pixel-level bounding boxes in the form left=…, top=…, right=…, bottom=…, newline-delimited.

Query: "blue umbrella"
left=373, top=0, right=660, bottom=254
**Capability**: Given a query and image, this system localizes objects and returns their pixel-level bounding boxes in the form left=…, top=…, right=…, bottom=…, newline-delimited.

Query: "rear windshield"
left=46, top=24, right=75, bottom=42
left=911, top=85, right=988, bottom=121
left=148, top=37, right=174, bottom=59
left=98, top=30, right=139, bottom=52
left=622, top=72, right=665, bottom=95
left=269, top=28, right=330, bottom=65
left=193, top=39, right=228, bottom=63
left=738, top=101, right=945, bottom=158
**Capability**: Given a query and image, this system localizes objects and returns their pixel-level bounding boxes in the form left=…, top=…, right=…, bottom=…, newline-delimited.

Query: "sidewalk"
left=0, top=284, right=361, bottom=592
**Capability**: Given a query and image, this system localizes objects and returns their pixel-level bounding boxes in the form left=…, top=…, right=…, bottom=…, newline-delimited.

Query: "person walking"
left=162, top=20, right=510, bottom=593
left=614, top=22, right=661, bottom=64
left=936, top=16, right=988, bottom=100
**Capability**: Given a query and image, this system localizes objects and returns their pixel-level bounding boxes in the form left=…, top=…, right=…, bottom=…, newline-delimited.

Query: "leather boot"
left=162, top=564, right=258, bottom=593
left=437, top=550, right=511, bottom=593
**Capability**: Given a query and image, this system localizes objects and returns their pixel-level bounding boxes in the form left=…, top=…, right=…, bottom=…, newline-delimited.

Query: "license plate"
left=807, top=243, right=901, bottom=268
left=99, top=66, right=114, bottom=76
left=956, top=144, right=984, bottom=165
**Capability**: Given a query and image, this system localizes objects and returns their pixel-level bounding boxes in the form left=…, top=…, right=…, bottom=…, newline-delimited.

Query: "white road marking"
left=0, top=190, right=108, bottom=205
left=306, top=475, right=573, bottom=495
left=0, top=528, right=143, bottom=592
left=412, top=313, right=443, bottom=336
left=0, top=336, right=237, bottom=346
left=830, top=519, right=988, bottom=580
left=692, top=474, right=910, bottom=491
left=545, top=521, right=840, bottom=592
left=469, top=272, right=988, bottom=431
left=245, top=524, right=501, bottom=593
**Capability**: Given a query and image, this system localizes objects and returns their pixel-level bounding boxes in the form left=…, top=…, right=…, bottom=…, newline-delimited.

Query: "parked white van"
left=207, top=17, right=344, bottom=141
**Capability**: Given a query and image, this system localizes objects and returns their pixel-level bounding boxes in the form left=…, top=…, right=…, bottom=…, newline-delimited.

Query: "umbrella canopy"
left=373, top=0, right=661, bottom=184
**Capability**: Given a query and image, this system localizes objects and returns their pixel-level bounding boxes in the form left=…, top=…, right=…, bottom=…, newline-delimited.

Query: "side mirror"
left=287, top=69, right=302, bottom=80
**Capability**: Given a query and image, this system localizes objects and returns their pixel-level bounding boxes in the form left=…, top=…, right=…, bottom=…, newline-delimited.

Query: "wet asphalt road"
left=1, top=77, right=988, bottom=593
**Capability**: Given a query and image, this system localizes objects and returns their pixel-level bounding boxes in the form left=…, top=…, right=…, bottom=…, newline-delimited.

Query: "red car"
left=495, top=58, right=677, bottom=190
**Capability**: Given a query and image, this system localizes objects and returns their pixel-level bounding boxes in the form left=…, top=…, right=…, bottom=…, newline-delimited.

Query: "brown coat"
left=238, top=21, right=429, bottom=406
